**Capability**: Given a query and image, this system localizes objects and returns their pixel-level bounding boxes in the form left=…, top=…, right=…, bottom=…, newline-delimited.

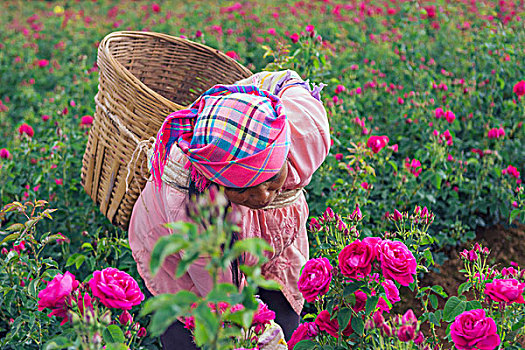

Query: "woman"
left=129, top=70, right=330, bottom=349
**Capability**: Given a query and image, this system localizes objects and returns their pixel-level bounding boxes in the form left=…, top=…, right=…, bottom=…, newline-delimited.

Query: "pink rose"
left=485, top=278, right=525, bottom=304
left=382, top=279, right=400, bottom=305
left=450, top=309, right=500, bottom=350
left=298, top=257, right=333, bottom=302
left=290, top=33, right=300, bottom=43
left=397, top=324, right=416, bottom=342
left=18, top=123, right=34, bottom=137
left=377, top=240, right=416, bottom=286
left=0, top=148, right=11, bottom=159
left=315, top=310, right=353, bottom=338
left=88, top=268, right=144, bottom=310
left=366, top=135, right=389, bottom=153
left=288, top=322, right=318, bottom=350
left=252, top=302, right=275, bottom=334
left=514, top=80, right=525, bottom=97
left=338, top=239, right=375, bottom=279
left=80, top=115, right=93, bottom=126
left=38, top=271, right=79, bottom=324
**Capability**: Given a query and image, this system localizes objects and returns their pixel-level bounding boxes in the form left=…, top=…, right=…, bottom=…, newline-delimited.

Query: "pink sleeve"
left=279, top=83, right=331, bottom=188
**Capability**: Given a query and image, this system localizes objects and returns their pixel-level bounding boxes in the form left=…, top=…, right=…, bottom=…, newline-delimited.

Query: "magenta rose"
left=38, top=271, right=79, bottom=325
left=367, top=135, right=389, bottom=153
left=450, top=309, right=500, bottom=350
left=252, top=302, right=275, bottom=334
left=89, top=268, right=144, bottom=310
left=298, top=257, right=333, bottom=302
left=315, top=310, right=353, bottom=338
left=485, top=278, right=525, bottom=304
left=338, top=240, right=375, bottom=279
left=315, top=310, right=339, bottom=338
left=288, top=322, right=318, bottom=350
left=377, top=240, right=416, bottom=286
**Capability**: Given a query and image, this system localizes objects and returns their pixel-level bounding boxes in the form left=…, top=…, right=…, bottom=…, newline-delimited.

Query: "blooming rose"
left=298, top=257, right=333, bottom=302
left=88, top=268, right=144, bottom=310
left=315, top=310, right=353, bottom=338
left=81, top=115, right=94, bottom=126
left=366, top=135, right=389, bottom=153
left=38, top=271, right=79, bottom=325
left=377, top=240, right=417, bottom=286
left=18, top=123, right=34, bottom=137
left=338, top=240, right=375, bottom=279
left=0, top=148, right=11, bottom=159
left=288, top=322, right=318, bottom=350
left=450, top=309, right=500, bottom=350
left=485, top=278, right=525, bottom=304
left=514, top=80, right=525, bottom=97
left=252, top=302, right=275, bottom=334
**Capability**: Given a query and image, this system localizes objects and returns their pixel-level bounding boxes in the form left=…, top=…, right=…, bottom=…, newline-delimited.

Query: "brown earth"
left=395, top=222, right=525, bottom=348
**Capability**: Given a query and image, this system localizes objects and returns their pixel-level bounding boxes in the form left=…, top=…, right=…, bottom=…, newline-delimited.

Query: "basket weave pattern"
left=81, top=31, right=252, bottom=229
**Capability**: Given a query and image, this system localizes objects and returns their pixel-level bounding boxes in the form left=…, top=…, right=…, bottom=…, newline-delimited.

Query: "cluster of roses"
left=184, top=299, right=278, bottom=350
left=365, top=309, right=425, bottom=346
left=37, top=267, right=146, bottom=336
left=450, top=243, right=525, bottom=350
left=292, top=231, right=419, bottom=347
left=487, top=126, right=505, bottom=139
left=184, top=300, right=275, bottom=336
left=434, top=107, right=456, bottom=123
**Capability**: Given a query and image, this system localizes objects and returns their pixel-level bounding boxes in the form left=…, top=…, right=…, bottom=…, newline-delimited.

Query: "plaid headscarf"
left=151, top=84, right=290, bottom=191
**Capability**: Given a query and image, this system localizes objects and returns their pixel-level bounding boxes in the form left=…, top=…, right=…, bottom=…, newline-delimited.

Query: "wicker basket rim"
left=100, top=30, right=249, bottom=111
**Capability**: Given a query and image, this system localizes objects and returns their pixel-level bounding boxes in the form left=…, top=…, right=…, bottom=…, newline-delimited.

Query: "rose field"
left=1, top=0, right=525, bottom=349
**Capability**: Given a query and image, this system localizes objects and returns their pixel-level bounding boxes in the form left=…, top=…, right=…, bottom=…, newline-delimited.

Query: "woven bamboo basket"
left=81, top=31, right=252, bottom=230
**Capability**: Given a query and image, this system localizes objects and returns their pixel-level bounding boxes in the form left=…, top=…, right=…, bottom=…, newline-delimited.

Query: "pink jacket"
left=128, top=72, right=330, bottom=314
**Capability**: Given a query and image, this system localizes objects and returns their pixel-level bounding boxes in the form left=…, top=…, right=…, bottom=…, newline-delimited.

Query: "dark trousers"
left=159, top=288, right=299, bottom=350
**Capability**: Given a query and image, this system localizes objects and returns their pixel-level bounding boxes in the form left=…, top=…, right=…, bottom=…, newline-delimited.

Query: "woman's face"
left=224, top=162, right=288, bottom=210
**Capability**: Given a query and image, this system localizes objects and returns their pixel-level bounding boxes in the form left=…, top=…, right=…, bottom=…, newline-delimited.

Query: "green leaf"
left=343, top=281, right=364, bottom=297
left=423, top=249, right=434, bottom=266
left=337, top=308, right=352, bottom=331
left=510, top=209, right=520, bottom=224
left=193, top=303, right=220, bottom=346
left=351, top=317, right=364, bottom=336
left=1, top=233, right=20, bottom=244
left=457, top=281, right=472, bottom=296
left=105, top=344, right=129, bottom=350
left=232, top=238, right=273, bottom=260
left=141, top=291, right=198, bottom=317
left=433, top=173, right=442, bottom=190
left=43, top=336, right=74, bottom=350
left=428, top=312, right=440, bottom=326
left=149, top=234, right=190, bottom=276
left=102, top=325, right=125, bottom=344
left=365, top=295, right=379, bottom=315
left=443, top=296, right=467, bottom=322
left=293, top=339, right=318, bottom=350
left=466, top=300, right=482, bottom=311
left=429, top=294, right=438, bottom=309
left=206, top=283, right=238, bottom=302
left=65, top=253, right=85, bottom=269
left=511, top=316, right=525, bottom=332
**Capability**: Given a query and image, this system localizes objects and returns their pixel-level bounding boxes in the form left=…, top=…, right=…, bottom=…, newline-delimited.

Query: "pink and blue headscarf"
left=151, top=84, right=290, bottom=191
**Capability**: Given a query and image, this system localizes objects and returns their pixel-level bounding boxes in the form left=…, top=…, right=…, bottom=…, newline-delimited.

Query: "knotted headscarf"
left=151, top=84, right=290, bottom=191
